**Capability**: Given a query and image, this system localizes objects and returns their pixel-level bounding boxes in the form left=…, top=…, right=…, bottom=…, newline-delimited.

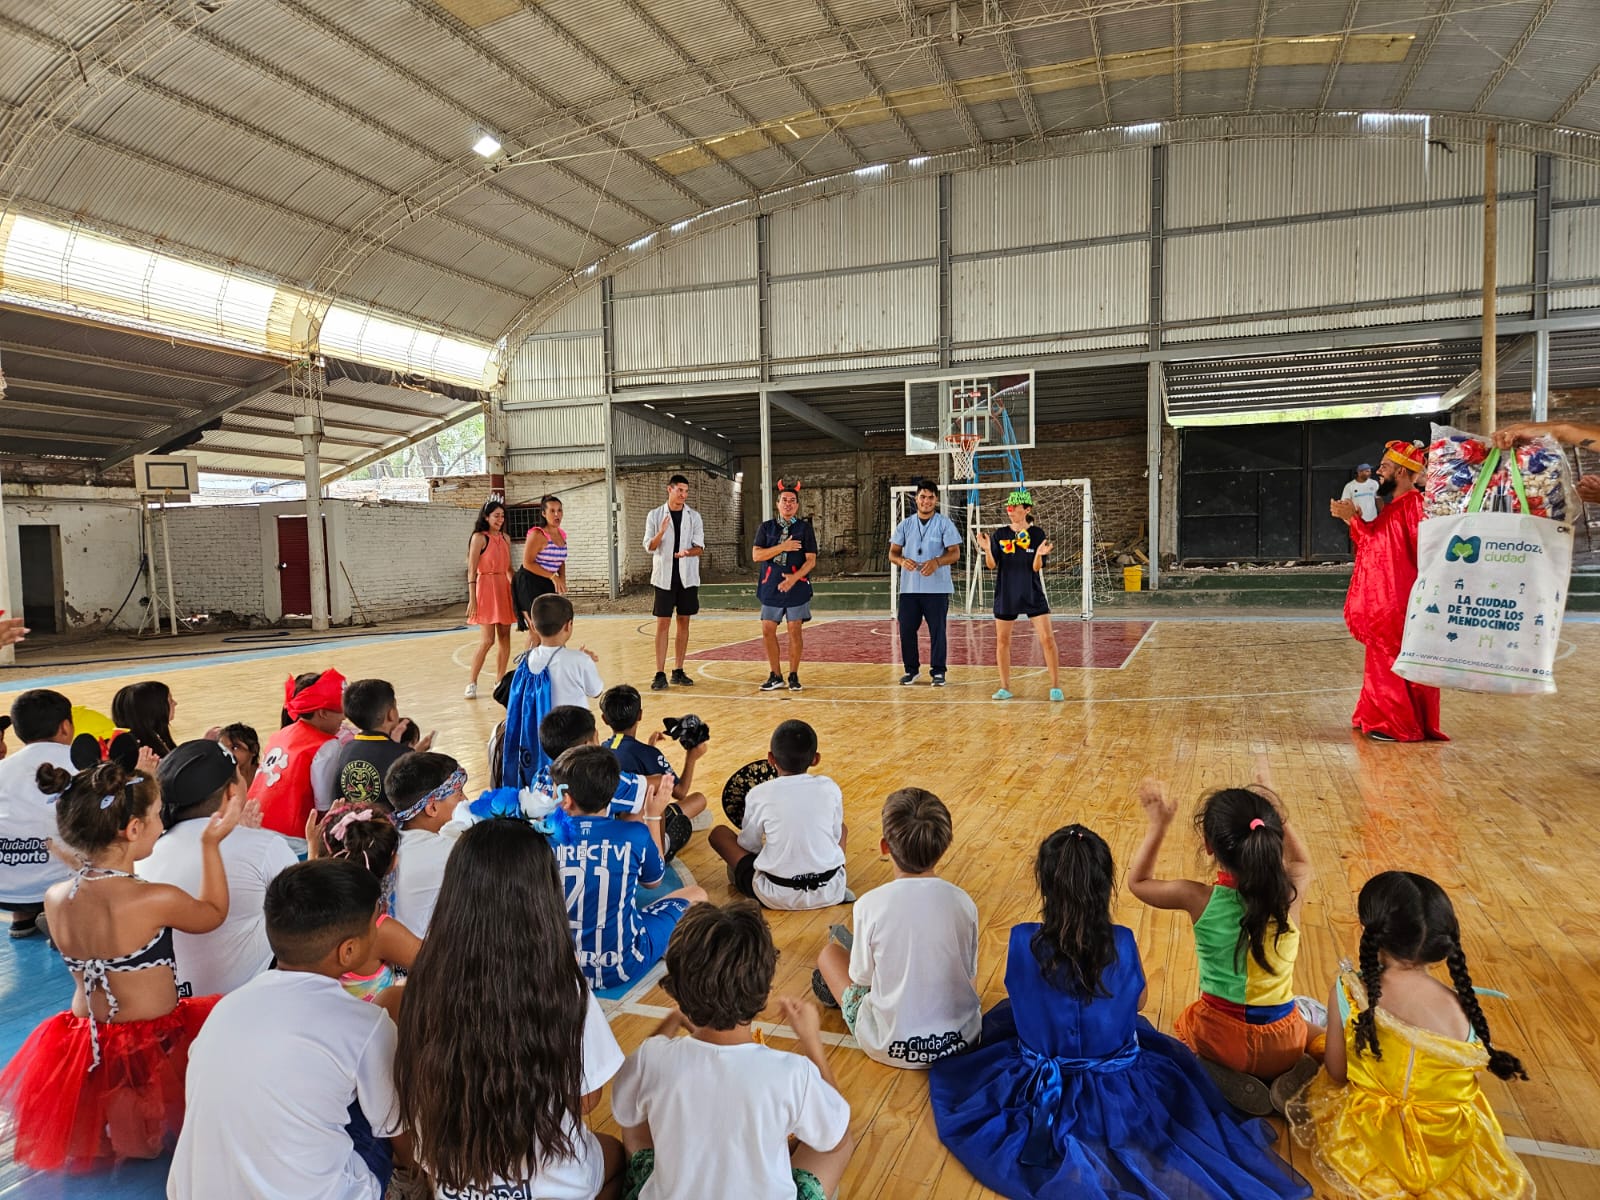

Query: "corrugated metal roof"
left=1164, top=339, right=1490, bottom=419
left=1, top=0, right=1598, bottom=350
left=0, top=308, right=483, bottom=480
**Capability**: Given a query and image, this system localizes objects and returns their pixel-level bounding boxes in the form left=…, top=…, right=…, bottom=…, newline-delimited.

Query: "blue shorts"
left=636, top=895, right=693, bottom=969
left=761, top=601, right=812, bottom=624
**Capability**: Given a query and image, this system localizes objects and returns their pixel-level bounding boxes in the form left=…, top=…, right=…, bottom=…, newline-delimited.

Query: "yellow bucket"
left=1122, top=566, right=1143, bottom=592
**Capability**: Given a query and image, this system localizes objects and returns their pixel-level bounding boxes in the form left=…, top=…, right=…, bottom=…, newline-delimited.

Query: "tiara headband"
left=392, top=767, right=466, bottom=824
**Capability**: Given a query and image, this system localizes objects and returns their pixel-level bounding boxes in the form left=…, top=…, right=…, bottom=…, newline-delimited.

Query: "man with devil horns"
left=751, top=479, right=818, bottom=691
left=248, top=668, right=348, bottom=845
left=1329, top=440, right=1448, bottom=743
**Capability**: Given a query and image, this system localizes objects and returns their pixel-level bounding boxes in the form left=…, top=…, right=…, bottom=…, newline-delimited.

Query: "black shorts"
left=731, top=853, right=758, bottom=898
left=653, top=583, right=700, bottom=618
left=513, top=568, right=555, bottom=630
left=994, top=602, right=1050, bottom=622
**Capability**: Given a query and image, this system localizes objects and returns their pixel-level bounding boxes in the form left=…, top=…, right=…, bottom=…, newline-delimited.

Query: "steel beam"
left=1146, top=362, right=1163, bottom=590
left=766, top=390, right=867, bottom=449
left=1532, top=328, right=1551, bottom=421
left=319, top=405, right=484, bottom=486
left=98, top=370, right=290, bottom=470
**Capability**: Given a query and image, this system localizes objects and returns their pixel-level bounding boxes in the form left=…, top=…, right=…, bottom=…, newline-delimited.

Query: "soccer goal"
left=889, top=479, right=1106, bottom=620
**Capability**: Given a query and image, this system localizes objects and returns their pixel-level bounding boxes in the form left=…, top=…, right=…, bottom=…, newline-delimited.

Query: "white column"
left=0, top=460, right=13, bottom=667
left=758, top=388, right=774, bottom=523
left=1532, top=328, right=1551, bottom=422
left=295, top=414, right=329, bottom=632
left=1146, top=361, right=1163, bottom=590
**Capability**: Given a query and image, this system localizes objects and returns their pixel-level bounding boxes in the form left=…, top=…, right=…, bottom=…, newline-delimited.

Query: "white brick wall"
left=336, top=501, right=476, bottom=623
left=620, top=470, right=743, bottom=585
left=504, top=473, right=611, bottom=596
left=164, top=504, right=267, bottom=620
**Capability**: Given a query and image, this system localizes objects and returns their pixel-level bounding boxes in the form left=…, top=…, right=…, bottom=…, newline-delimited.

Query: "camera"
left=662, top=714, right=710, bottom=751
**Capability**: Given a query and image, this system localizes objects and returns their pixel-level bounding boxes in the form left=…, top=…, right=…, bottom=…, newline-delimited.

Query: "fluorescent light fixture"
left=1359, top=112, right=1429, bottom=126
left=908, top=156, right=931, bottom=167
left=472, top=132, right=503, bottom=157
left=854, top=163, right=888, bottom=177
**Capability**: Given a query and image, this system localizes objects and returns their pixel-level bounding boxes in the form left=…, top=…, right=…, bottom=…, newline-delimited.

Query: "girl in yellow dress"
left=1285, top=872, right=1533, bottom=1199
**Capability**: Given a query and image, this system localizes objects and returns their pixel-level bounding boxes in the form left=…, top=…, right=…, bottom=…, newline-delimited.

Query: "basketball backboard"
left=904, top=371, right=1035, bottom=456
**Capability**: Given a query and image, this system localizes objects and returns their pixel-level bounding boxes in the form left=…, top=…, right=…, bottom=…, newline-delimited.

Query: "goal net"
left=889, top=479, right=1113, bottom=619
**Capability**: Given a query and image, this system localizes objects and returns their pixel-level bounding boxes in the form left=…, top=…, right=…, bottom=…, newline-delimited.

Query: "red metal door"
left=276, top=516, right=330, bottom=617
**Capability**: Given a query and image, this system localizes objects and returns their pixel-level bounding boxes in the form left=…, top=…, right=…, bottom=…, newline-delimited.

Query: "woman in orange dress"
left=464, top=500, right=515, bottom=699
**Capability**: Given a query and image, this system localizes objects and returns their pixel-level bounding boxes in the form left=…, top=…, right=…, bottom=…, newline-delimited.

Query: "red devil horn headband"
left=777, top=478, right=801, bottom=494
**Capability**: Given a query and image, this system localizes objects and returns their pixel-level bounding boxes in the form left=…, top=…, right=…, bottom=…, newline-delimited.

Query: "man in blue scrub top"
left=889, top=480, right=963, bottom=686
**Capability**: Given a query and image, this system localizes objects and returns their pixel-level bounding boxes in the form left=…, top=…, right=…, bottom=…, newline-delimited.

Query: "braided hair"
left=1353, top=872, right=1527, bottom=1081
left=313, top=801, right=399, bottom=885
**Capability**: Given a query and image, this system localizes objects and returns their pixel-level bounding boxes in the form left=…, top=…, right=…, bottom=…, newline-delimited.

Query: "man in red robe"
left=1329, top=439, right=1447, bottom=743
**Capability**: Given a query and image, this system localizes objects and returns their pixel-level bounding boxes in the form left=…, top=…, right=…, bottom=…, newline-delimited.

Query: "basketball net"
left=944, top=432, right=981, bottom=480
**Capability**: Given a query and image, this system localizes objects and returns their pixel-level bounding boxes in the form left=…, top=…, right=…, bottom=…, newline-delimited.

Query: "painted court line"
left=1505, top=1136, right=1600, bottom=1165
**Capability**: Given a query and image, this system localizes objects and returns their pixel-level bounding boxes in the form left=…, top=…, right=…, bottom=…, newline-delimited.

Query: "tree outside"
left=354, top=413, right=485, bottom=480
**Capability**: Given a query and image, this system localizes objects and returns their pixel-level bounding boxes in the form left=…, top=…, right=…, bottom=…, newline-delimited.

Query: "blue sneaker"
left=992, top=688, right=1013, bottom=701
left=1049, top=688, right=1065, bottom=702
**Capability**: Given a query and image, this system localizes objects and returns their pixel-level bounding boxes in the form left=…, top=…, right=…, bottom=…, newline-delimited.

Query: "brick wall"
left=164, top=504, right=268, bottom=622
left=757, top=416, right=1152, bottom=570
left=507, top=473, right=611, bottom=595
left=620, top=470, right=744, bottom=585
left=337, top=501, right=478, bottom=622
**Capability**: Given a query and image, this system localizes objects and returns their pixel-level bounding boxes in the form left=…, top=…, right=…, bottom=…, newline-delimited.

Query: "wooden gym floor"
left=3, top=611, right=1598, bottom=1198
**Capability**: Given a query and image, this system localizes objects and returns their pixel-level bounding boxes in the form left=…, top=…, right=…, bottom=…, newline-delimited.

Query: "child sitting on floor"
left=1284, top=871, right=1532, bottom=1199
left=709, top=719, right=849, bottom=910
left=1128, top=772, right=1321, bottom=1114
left=811, top=787, right=980, bottom=1068
left=384, top=751, right=467, bottom=938
left=0, top=758, right=243, bottom=1170
left=930, top=824, right=1311, bottom=1200
left=503, top=595, right=604, bottom=788
left=311, top=801, right=421, bottom=1015
left=600, top=684, right=708, bottom=861
left=331, top=678, right=434, bottom=810
left=532, top=705, right=650, bottom=817
left=168, top=859, right=402, bottom=1200
left=552, top=746, right=706, bottom=991
left=397, top=817, right=627, bottom=1200
left=611, top=901, right=855, bottom=1200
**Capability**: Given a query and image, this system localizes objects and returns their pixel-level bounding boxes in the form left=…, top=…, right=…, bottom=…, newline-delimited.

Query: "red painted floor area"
left=688, top=618, right=1153, bottom=669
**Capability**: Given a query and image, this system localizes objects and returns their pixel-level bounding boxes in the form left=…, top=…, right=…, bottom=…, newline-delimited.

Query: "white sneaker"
left=464, top=682, right=477, bottom=699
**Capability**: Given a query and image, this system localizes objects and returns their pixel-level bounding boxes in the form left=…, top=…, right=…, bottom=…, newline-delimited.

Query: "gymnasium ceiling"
left=4, top=0, right=1600, bottom=347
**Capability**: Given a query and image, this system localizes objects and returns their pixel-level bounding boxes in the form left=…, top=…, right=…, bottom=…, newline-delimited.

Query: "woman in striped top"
left=514, top=495, right=569, bottom=640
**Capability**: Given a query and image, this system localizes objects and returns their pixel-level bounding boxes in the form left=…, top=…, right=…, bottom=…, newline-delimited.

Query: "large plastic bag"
left=1397, top=447, right=1573, bottom=695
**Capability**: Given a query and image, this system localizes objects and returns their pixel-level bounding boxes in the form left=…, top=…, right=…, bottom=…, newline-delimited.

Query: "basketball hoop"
left=945, top=432, right=981, bottom=480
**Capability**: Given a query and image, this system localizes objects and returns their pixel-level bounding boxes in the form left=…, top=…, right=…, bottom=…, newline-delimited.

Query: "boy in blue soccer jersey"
left=599, top=685, right=708, bottom=862
left=550, top=745, right=708, bottom=991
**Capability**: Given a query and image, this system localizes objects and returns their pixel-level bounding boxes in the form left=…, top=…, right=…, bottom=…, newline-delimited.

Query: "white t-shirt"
left=0, top=741, right=75, bottom=904
left=525, top=644, right=604, bottom=712
left=168, top=971, right=401, bottom=1200
left=736, top=773, right=847, bottom=910
left=137, top=820, right=297, bottom=996
left=392, top=826, right=460, bottom=938
left=611, top=1035, right=850, bottom=1200
left=849, top=877, right=981, bottom=1068
left=432, top=990, right=623, bottom=1200
left=1341, top=477, right=1380, bottom=522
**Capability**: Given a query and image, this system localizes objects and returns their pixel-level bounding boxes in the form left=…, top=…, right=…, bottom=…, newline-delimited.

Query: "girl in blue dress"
left=929, top=824, right=1311, bottom=1200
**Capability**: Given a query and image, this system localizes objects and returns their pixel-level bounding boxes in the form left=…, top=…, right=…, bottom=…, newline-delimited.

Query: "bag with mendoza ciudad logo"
left=1395, top=444, right=1574, bottom=695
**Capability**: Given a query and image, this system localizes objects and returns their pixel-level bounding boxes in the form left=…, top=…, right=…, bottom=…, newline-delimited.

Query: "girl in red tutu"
left=0, top=756, right=243, bottom=1171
